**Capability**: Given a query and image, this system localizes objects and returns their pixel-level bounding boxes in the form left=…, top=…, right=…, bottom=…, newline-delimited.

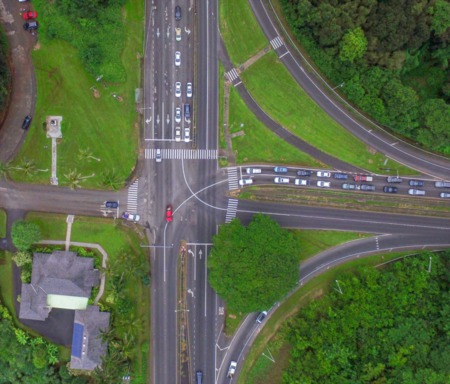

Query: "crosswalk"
left=227, top=167, right=239, bottom=190
left=225, top=199, right=239, bottom=223
left=225, top=68, right=239, bottom=82
left=145, top=148, right=218, bottom=160
left=270, top=36, right=284, bottom=50
left=127, top=179, right=139, bottom=213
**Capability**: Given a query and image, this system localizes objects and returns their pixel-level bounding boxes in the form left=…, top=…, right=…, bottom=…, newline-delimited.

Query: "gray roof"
left=70, top=305, right=110, bottom=371
left=19, top=251, right=100, bottom=320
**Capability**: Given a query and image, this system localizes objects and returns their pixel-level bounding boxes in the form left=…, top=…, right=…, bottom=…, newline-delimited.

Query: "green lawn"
left=240, top=51, right=416, bottom=175
left=0, top=209, right=6, bottom=238
left=219, top=62, right=227, bottom=150
left=0, top=251, right=14, bottom=314
left=219, top=0, right=268, bottom=65
left=229, top=86, right=322, bottom=166
left=10, top=0, right=143, bottom=188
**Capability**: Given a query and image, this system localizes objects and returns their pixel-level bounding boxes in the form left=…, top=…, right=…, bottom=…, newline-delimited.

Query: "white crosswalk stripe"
left=270, top=36, right=284, bottom=50
left=227, top=167, right=239, bottom=191
left=127, top=179, right=139, bottom=213
left=145, top=148, right=218, bottom=160
left=226, top=68, right=239, bottom=82
left=225, top=199, right=239, bottom=223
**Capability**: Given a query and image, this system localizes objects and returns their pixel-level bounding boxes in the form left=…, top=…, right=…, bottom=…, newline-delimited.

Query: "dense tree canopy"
left=283, top=252, right=450, bottom=384
left=0, top=27, right=11, bottom=116
left=281, top=0, right=450, bottom=154
left=208, top=214, right=299, bottom=313
left=11, top=220, right=41, bottom=251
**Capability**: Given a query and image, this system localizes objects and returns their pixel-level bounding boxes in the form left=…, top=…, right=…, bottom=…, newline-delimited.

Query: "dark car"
left=105, top=201, right=119, bottom=209
left=256, top=311, right=268, bottom=323
left=360, top=184, right=375, bottom=191
left=22, top=115, right=32, bottom=130
left=334, top=173, right=348, bottom=180
left=341, top=183, right=356, bottom=190
left=184, top=103, right=191, bottom=122
left=196, top=370, right=203, bottom=384
left=383, top=186, right=398, bottom=193
left=23, top=21, right=39, bottom=30
left=175, top=5, right=182, bottom=20
left=408, top=179, right=424, bottom=187
left=296, top=169, right=312, bottom=177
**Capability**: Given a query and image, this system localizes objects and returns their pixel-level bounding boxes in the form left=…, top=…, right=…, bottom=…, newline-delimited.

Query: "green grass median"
left=0, top=209, right=6, bottom=238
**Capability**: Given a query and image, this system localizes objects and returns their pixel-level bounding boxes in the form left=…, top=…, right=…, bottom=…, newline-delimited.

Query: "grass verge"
left=219, top=62, right=227, bottom=150
left=219, top=0, right=268, bottom=65
left=238, top=250, right=430, bottom=384
left=0, top=251, right=14, bottom=314
left=10, top=0, right=143, bottom=188
left=228, top=86, right=321, bottom=166
left=240, top=51, right=417, bottom=175
left=0, top=209, right=6, bottom=238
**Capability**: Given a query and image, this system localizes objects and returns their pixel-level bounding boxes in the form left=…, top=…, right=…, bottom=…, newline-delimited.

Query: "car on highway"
left=317, top=180, right=331, bottom=188
left=105, top=201, right=119, bottom=208
left=175, top=5, right=182, bottom=20
left=360, top=184, right=375, bottom=191
left=274, top=177, right=289, bottom=184
left=334, top=173, right=348, bottom=179
left=22, top=115, right=32, bottom=130
left=317, top=171, right=331, bottom=178
left=155, top=148, right=162, bottom=162
left=227, top=361, right=237, bottom=378
left=175, top=51, right=181, bottom=67
left=175, top=27, right=181, bottom=41
left=273, top=166, right=288, bottom=173
left=354, top=175, right=373, bottom=182
left=175, top=107, right=181, bottom=123
left=23, top=11, right=38, bottom=20
left=296, top=169, right=312, bottom=176
left=435, top=181, right=450, bottom=188
left=166, top=205, right=173, bottom=222
left=23, top=21, right=38, bottom=30
left=256, top=311, right=268, bottom=323
left=246, top=168, right=262, bottom=174
left=440, top=192, right=450, bottom=198
left=386, top=176, right=402, bottom=183
left=184, top=127, right=190, bottom=143
left=383, top=186, right=398, bottom=193
left=408, top=179, right=424, bottom=187
left=294, top=179, right=310, bottom=186
left=196, top=370, right=203, bottom=384
left=341, top=183, right=356, bottom=190
left=175, top=127, right=181, bottom=142
left=186, top=82, right=192, bottom=98
left=122, top=212, right=140, bottom=222
left=239, top=178, right=253, bottom=186
left=184, top=104, right=191, bottom=122
left=175, top=82, right=181, bottom=98
left=408, top=189, right=426, bottom=196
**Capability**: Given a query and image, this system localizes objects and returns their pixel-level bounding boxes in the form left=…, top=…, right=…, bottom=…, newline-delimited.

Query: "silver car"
left=186, top=82, right=192, bottom=98
left=274, top=177, right=289, bottom=184
left=175, top=107, right=182, bottom=123
left=184, top=127, right=190, bottom=143
left=317, top=181, right=331, bottom=188
left=175, top=82, right=181, bottom=98
left=175, top=127, right=181, bottom=142
left=175, top=51, right=181, bottom=67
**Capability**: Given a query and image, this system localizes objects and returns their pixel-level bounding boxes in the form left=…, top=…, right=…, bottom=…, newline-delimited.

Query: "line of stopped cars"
left=239, top=168, right=450, bottom=198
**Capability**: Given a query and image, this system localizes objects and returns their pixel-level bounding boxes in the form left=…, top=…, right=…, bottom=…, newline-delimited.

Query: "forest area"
left=280, top=0, right=450, bottom=154
left=282, top=251, right=450, bottom=384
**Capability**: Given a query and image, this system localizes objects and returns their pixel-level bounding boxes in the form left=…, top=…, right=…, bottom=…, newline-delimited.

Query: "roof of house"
left=70, top=305, right=110, bottom=371
left=19, top=251, right=100, bottom=321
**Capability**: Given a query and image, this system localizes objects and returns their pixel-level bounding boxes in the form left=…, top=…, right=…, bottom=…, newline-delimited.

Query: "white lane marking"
left=270, top=36, right=283, bottom=49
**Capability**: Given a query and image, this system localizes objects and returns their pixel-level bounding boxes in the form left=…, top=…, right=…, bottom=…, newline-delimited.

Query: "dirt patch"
left=93, top=89, right=100, bottom=98
left=33, top=42, right=41, bottom=51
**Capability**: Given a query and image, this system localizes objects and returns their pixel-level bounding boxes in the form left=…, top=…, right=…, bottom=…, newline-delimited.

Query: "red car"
left=166, top=205, right=173, bottom=222
left=23, top=11, right=38, bottom=20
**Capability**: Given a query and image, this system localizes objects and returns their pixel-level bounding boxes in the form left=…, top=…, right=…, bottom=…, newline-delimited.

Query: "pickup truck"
left=227, top=361, right=237, bottom=378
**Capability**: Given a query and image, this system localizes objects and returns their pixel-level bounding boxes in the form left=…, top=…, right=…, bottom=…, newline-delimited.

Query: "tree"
left=208, top=214, right=299, bottom=313
left=0, top=161, right=12, bottom=180
left=11, top=221, right=41, bottom=251
left=64, top=169, right=95, bottom=189
left=12, top=251, right=32, bottom=267
left=101, top=169, right=123, bottom=190
left=339, top=27, right=368, bottom=63
left=429, top=0, right=450, bottom=35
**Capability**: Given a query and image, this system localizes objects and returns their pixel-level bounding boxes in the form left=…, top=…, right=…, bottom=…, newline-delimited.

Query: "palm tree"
left=101, top=169, right=123, bottom=190
left=0, top=161, right=12, bottom=180
left=14, top=158, right=37, bottom=177
left=64, top=169, right=95, bottom=189
left=77, top=147, right=101, bottom=162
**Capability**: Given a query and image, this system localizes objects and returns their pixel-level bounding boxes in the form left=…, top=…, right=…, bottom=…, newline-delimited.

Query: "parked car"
left=408, top=189, right=426, bottom=196
left=23, top=21, right=38, bottom=30
left=341, top=183, right=356, bottom=190
left=246, top=168, right=262, bottom=174
left=273, top=166, right=288, bottom=173
left=274, top=177, right=289, bottom=184
left=122, top=212, right=140, bottom=222
left=175, top=107, right=182, bottom=123
left=22, top=115, right=32, bottom=130
left=294, top=179, right=310, bottom=186
left=155, top=148, right=162, bottom=162
left=408, top=179, right=425, bottom=187
left=175, top=5, right=182, bottom=20
left=184, top=127, right=190, bottom=143
left=317, top=171, right=331, bottom=178
left=316, top=181, right=331, bottom=188
left=166, top=205, right=173, bottom=222
left=440, top=192, right=450, bottom=198
left=175, top=127, right=181, bottom=142
left=175, top=81, right=181, bottom=98
left=383, top=186, right=398, bottom=193
left=175, top=27, right=181, bottom=41
left=360, top=184, right=375, bottom=191
left=435, top=181, right=450, bottom=188
left=23, top=11, right=38, bottom=20
left=334, top=173, right=348, bottom=180
left=354, top=175, right=373, bottom=182
left=239, top=178, right=253, bottom=186
left=296, top=169, right=312, bottom=177
left=186, top=82, right=192, bottom=98
left=256, top=311, right=268, bottom=323
left=105, top=201, right=119, bottom=209
left=386, top=176, right=403, bottom=183
left=175, top=51, right=181, bottom=67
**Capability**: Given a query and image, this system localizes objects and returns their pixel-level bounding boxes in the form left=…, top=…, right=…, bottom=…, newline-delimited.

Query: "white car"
left=175, top=127, right=181, bottom=142
left=175, top=82, right=181, bottom=98
left=238, top=179, right=253, bottom=186
left=175, top=107, right=182, bottom=123
left=175, top=51, right=181, bottom=67
left=274, top=177, right=289, bottom=184
left=186, top=82, right=192, bottom=98
left=184, top=127, right=190, bottom=143
left=227, top=361, right=237, bottom=378
left=246, top=168, right=262, bottom=174
left=175, top=27, right=181, bottom=41
left=155, top=148, right=162, bottom=163
left=317, top=181, right=331, bottom=188
left=122, top=212, right=140, bottom=222
left=317, top=171, right=331, bottom=178
left=294, top=179, right=310, bottom=186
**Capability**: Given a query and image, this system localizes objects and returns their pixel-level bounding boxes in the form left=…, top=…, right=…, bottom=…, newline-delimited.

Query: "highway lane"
left=247, top=0, right=450, bottom=179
